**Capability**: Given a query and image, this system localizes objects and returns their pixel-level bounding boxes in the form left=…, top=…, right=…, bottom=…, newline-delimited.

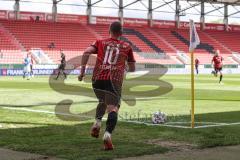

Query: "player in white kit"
left=23, top=54, right=31, bottom=80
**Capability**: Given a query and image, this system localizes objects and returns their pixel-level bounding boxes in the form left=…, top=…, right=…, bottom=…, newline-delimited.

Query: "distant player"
left=23, top=53, right=31, bottom=80
left=195, top=58, right=200, bottom=75
left=211, top=50, right=224, bottom=84
left=30, top=54, right=34, bottom=77
left=56, top=50, right=67, bottom=80
left=78, top=21, right=135, bottom=150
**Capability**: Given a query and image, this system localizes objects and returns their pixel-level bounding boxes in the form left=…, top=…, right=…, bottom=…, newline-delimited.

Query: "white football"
left=152, top=111, right=167, bottom=124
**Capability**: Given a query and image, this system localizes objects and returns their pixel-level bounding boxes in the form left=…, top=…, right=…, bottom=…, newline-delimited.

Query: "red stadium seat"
left=0, top=19, right=239, bottom=65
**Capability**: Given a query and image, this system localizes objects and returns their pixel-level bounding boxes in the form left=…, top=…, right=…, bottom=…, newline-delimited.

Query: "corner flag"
left=189, top=20, right=200, bottom=129
left=189, top=20, right=200, bottom=52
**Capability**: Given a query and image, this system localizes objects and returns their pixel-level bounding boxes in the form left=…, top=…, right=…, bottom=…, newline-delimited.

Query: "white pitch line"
left=0, top=89, right=32, bottom=92
left=165, top=121, right=227, bottom=125
left=2, top=107, right=189, bottom=128
left=120, top=120, right=192, bottom=128
left=2, top=107, right=240, bottom=129
left=124, top=96, right=167, bottom=100
left=194, top=122, right=240, bottom=128
left=2, top=107, right=95, bottom=119
left=123, top=120, right=240, bottom=129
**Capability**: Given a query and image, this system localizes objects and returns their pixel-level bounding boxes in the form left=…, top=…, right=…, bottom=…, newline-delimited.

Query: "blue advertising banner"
left=0, top=68, right=93, bottom=76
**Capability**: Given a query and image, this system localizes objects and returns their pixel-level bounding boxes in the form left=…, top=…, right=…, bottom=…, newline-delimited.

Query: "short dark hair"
left=109, top=21, right=122, bottom=35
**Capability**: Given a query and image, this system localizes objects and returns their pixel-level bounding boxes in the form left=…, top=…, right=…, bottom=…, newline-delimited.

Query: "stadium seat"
left=0, top=19, right=239, bottom=65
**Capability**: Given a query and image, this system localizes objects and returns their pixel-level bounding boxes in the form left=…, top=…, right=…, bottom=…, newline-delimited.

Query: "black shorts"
left=59, top=63, right=66, bottom=70
left=92, top=80, right=122, bottom=106
left=214, top=67, right=222, bottom=72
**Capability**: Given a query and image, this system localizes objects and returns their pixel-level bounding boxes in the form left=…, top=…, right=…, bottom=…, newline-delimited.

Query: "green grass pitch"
left=0, top=74, right=240, bottom=160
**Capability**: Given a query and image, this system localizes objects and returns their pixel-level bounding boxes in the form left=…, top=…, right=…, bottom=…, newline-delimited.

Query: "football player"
left=78, top=21, right=136, bottom=150
left=23, top=53, right=31, bottom=80
left=211, top=50, right=224, bottom=84
left=195, top=58, right=200, bottom=75
left=56, top=49, right=67, bottom=80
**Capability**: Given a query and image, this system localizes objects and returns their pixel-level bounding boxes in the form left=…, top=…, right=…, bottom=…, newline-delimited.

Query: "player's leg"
left=30, top=65, right=34, bottom=77
left=26, top=71, right=30, bottom=80
left=103, top=81, right=122, bottom=150
left=55, top=65, right=61, bottom=80
left=23, top=66, right=26, bottom=78
left=91, top=101, right=107, bottom=138
left=195, top=65, right=199, bottom=74
left=23, top=71, right=26, bottom=78
left=103, top=104, right=119, bottom=150
left=95, top=102, right=107, bottom=122
left=62, top=68, right=67, bottom=79
left=26, top=66, right=31, bottom=80
left=56, top=71, right=60, bottom=79
left=105, top=105, right=119, bottom=135
left=219, top=69, right=223, bottom=83
left=91, top=81, right=107, bottom=138
left=214, top=68, right=218, bottom=77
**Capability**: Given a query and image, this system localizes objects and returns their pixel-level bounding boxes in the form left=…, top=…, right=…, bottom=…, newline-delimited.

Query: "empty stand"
left=0, top=20, right=98, bottom=63
left=141, top=28, right=177, bottom=54
left=120, top=36, right=141, bottom=52
left=0, top=19, right=239, bottom=65
left=89, top=24, right=108, bottom=39
left=123, top=28, right=164, bottom=53
left=152, top=28, right=230, bottom=54
left=90, top=24, right=165, bottom=53
left=199, top=31, right=231, bottom=54
left=172, top=30, right=214, bottom=53
left=0, top=20, right=96, bottom=51
left=0, top=50, right=23, bottom=64
left=175, top=29, right=232, bottom=54
left=153, top=28, right=190, bottom=54
left=0, top=26, right=20, bottom=50
left=206, top=30, right=240, bottom=53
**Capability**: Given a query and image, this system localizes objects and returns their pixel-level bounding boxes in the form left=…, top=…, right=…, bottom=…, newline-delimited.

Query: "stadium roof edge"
left=184, top=0, right=240, bottom=5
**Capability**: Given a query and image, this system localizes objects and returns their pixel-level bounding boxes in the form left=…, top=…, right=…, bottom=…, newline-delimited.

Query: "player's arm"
left=127, top=62, right=135, bottom=72
left=211, top=58, right=214, bottom=68
left=78, top=46, right=96, bottom=81
left=127, top=48, right=136, bottom=72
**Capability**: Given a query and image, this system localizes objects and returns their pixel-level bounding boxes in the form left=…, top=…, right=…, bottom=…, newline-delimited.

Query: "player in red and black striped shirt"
left=195, top=58, right=200, bottom=75
left=211, top=50, right=224, bottom=84
left=78, top=21, right=136, bottom=150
